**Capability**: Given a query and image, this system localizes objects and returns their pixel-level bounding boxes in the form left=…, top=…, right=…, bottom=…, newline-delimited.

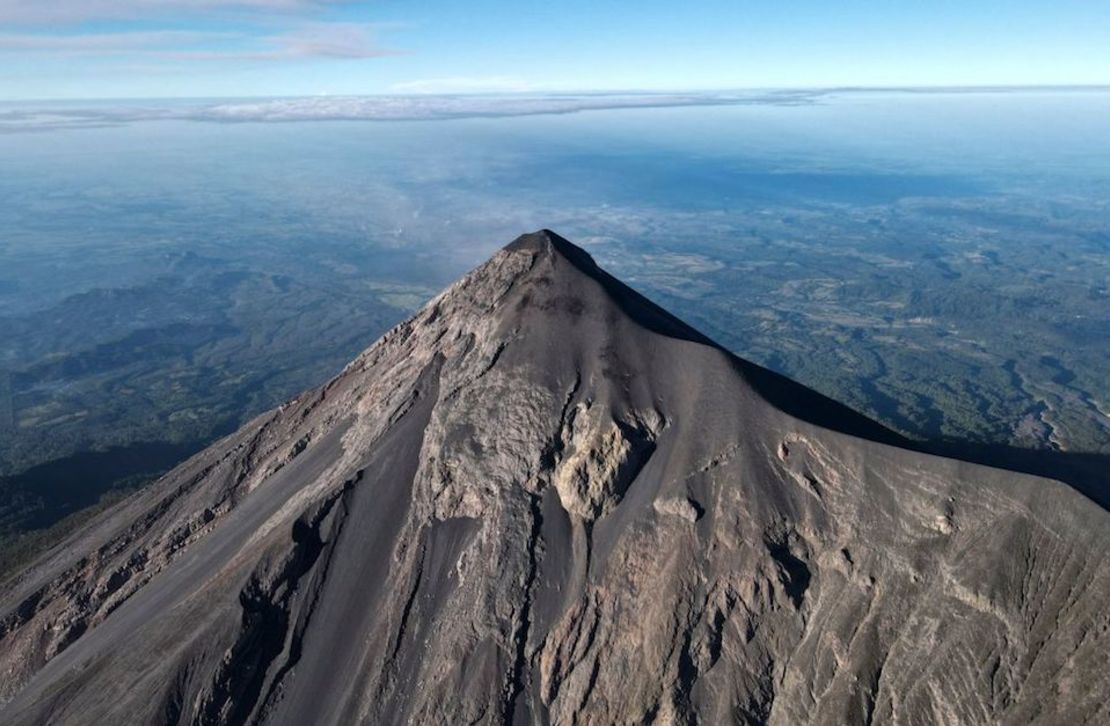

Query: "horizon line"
left=4, top=83, right=1110, bottom=105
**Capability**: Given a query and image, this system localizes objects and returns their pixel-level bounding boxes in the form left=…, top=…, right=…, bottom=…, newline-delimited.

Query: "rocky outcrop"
left=0, top=230, right=1107, bottom=725
left=553, top=401, right=663, bottom=521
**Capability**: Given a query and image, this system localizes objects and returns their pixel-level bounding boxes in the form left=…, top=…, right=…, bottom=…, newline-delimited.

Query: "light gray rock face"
left=1, top=230, right=1108, bottom=725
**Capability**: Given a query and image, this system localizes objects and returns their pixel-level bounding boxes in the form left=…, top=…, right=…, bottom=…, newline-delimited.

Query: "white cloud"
left=0, top=30, right=235, bottom=53
left=0, top=23, right=396, bottom=61
left=195, top=93, right=752, bottom=121
left=0, top=92, right=819, bottom=132
left=268, top=22, right=399, bottom=60
left=0, top=0, right=338, bottom=24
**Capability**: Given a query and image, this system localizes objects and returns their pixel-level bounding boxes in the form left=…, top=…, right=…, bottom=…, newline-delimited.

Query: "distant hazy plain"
left=1, top=90, right=1108, bottom=492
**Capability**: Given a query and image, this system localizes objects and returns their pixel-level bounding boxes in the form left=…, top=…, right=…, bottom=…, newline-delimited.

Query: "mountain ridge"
left=0, top=230, right=1107, bottom=725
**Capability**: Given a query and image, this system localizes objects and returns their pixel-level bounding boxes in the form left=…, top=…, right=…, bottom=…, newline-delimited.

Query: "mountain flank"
left=1, top=230, right=1108, bottom=725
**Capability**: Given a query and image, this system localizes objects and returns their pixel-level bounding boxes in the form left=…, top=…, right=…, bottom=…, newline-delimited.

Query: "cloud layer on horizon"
left=0, top=91, right=818, bottom=132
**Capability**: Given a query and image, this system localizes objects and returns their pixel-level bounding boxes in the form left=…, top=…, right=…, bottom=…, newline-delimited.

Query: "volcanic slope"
left=1, top=231, right=1108, bottom=725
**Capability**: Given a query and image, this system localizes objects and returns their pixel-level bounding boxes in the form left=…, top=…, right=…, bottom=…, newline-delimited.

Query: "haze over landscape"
left=1, top=1, right=1109, bottom=724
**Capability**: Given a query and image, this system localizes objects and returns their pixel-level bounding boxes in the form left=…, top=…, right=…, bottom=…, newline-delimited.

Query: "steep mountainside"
left=1, top=231, right=1108, bottom=725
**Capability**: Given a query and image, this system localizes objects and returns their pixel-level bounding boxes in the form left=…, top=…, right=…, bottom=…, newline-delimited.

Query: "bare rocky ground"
left=0, top=231, right=1107, bottom=725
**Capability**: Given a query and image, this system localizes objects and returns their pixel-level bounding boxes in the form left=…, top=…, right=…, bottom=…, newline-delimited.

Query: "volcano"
left=1, top=231, right=1107, bottom=725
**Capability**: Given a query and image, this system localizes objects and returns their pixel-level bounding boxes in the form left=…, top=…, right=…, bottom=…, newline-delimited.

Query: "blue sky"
left=1, top=0, right=1107, bottom=100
